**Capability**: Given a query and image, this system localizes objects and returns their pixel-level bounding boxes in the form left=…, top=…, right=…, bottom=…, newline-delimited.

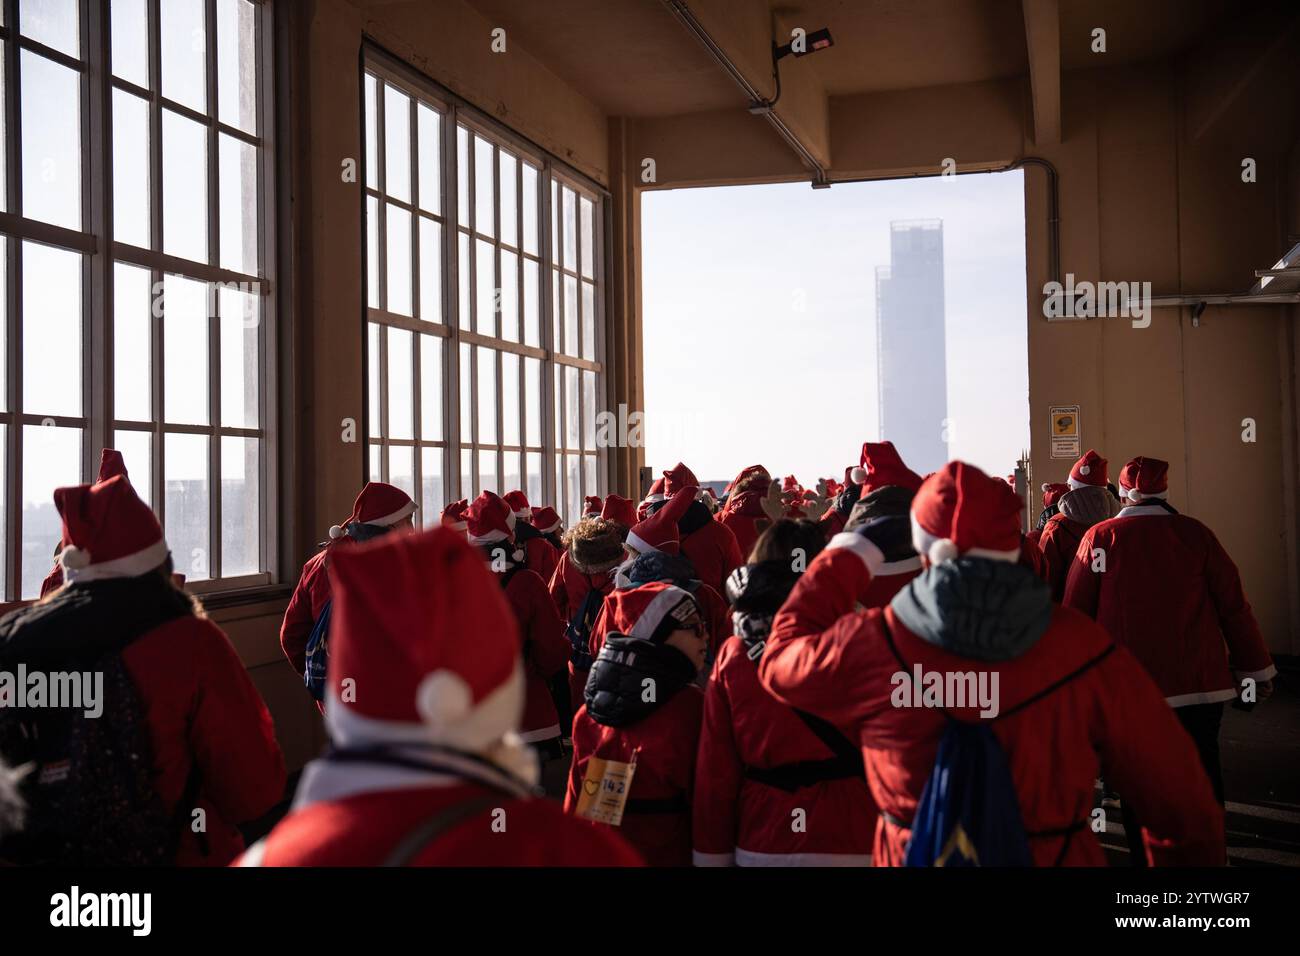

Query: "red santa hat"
left=601, top=581, right=701, bottom=644
left=910, top=461, right=1023, bottom=565
left=98, top=448, right=128, bottom=482
left=441, top=499, right=469, bottom=533
left=600, top=494, right=636, bottom=528
left=54, top=475, right=171, bottom=583
left=1041, top=482, right=1069, bottom=508
left=644, top=477, right=666, bottom=503
left=782, top=475, right=802, bottom=494
left=324, top=527, right=533, bottom=781
left=466, top=491, right=516, bottom=545
left=626, top=486, right=696, bottom=556
left=662, top=462, right=700, bottom=497
left=502, top=490, right=531, bottom=521
left=1119, top=456, right=1169, bottom=502
left=329, top=482, right=417, bottom=540
left=582, top=495, right=603, bottom=517
left=531, top=505, right=562, bottom=534
left=852, top=441, right=924, bottom=498
left=1067, top=449, right=1108, bottom=490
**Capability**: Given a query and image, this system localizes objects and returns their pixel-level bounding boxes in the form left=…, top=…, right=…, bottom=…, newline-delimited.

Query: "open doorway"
left=641, top=170, right=1029, bottom=490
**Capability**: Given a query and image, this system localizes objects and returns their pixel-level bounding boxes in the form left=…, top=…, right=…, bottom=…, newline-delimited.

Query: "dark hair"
left=749, top=519, right=826, bottom=566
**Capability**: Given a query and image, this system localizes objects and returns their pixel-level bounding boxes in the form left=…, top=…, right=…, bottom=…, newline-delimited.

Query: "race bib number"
left=575, top=755, right=638, bottom=827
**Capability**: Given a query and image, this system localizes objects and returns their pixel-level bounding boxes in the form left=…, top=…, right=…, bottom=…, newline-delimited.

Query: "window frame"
left=0, top=0, right=279, bottom=600
left=362, top=46, right=610, bottom=527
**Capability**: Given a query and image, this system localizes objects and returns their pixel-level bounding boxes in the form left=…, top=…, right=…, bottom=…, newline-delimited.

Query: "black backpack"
left=0, top=653, right=201, bottom=866
left=0, top=579, right=202, bottom=866
left=566, top=587, right=605, bottom=671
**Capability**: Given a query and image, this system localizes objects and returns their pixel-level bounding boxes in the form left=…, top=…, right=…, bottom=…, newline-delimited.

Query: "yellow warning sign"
left=1050, top=406, right=1080, bottom=438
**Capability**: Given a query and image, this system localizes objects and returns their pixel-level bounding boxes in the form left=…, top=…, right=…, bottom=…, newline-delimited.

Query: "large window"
left=364, top=53, right=607, bottom=527
left=0, top=0, right=275, bottom=599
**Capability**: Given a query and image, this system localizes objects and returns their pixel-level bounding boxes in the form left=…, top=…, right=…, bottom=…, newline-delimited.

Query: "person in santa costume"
left=637, top=477, right=666, bottom=522
left=239, top=527, right=641, bottom=867
left=280, top=482, right=417, bottom=679
left=593, top=486, right=731, bottom=663
left=717, top=465, right=775, bottom=559
left=40, top=448, right=132, bottom=597
left=1063, top=456, right=1275, bottom=862
left=843, top=441, right=925, bottom=609
left=0, top=475, right=284, bottom=865
left=818, top=465, right=863, bottom=541
left=441, top=498, right=469, bottom=539
left=582, top=495, right=603, bottom=519
left=1027, top=482, right=1071, bottom=551
left=502, top=489, right=560, bottom=583
left=1037, top=450, right=1121, bottom=601
left=467, top=492, right=570, bottom=763
left=565, top=581, right=707, bottom=866
left=643, top=462, right=743, bottom=597
left=757, top=460, right=1225, bottom=866
left=600, top=493, right=636, bottom=529
left=531, top=505, right=564, bottom=551
left=694, top=519, right=876, bottom=866
left=549, top=515, right=629, bottom=718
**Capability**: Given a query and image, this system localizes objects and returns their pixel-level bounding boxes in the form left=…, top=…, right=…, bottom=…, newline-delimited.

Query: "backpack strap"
left=382, top=795, right=503, bottom=867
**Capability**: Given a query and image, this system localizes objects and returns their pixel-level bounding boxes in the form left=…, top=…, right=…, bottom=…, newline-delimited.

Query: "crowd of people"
left=0, top=440, right=1279, bottom=867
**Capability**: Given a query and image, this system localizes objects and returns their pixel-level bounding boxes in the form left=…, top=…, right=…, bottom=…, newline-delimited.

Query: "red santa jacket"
left=280, top=541, right=348, bottom=675
left=124, top=615, right=286, bottom=865
left=499, top=564, right=571, bottom=743
left=243, top=767, right=640, bottom=867
left=860, top=557, right=922, bottom=609
left=681, top=518, right=744, bottom=598
left=717, top=493, right=769, bottom=560
left=522, top=534, right=560, bottom=584
left=548, top=551, right=618, bottom=713
left=1038, top=513, right=1087, bottom=601
left=565, top=687, right=704, bottom=867
left=1063, top=504, right=1276, bottom=707
left=759, top=546, right=1226, bottom=866
left=693, top=636, right=876, bottom=866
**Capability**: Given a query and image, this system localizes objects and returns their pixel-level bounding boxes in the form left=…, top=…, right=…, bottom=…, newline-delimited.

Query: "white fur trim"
left=60, top=545, right=89, bottom=570
left=535, top=518, right=561, bottom=534
left=416, top=670, right=474, bottom=730
left=1124, top=488, right=1167, bottom=502
left=368, top=500, right=417, bottom=528
left=468, top=528, right=510, bottom=545
left=1117, top=504, right=1171, bottom=519
left=236, top=840, right=268, bottom=867
left=692, top=850, right=735, bottom=867
left=826, top=532, right=885, bottom=576
left=518, top=723, right=561, bottom=743
left=62, top=537, right=171, bottom=583
left=624, top=529, right=658, bottom=555
left=734, top=847, right=872, bottom=867
left=850, top=466, right=867, bottom=484
left=1067, top=476, right=1089, bottom=490
left=1233, top=664, right=1277, bottom=683
left=445, top=520, right=468, bottom=531
left=910, top=515, right=1017, bottom=565
left=327, top=662, right=526, bottom=755
left=644, top=492, right=665, bottom=503
left=876, top=555, right=923, bottom=576
left=1165, top=688, right=1240, bottom=708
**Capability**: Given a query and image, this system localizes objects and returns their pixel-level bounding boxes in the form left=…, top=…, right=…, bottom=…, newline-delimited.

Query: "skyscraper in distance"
left=875, top=219, right=948, bottom=474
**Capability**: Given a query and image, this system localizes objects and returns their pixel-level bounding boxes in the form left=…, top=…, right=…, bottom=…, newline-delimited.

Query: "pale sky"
left=641, top=169, right=1030, bottom=487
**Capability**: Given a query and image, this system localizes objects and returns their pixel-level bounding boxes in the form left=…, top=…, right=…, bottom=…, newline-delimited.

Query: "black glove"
left=834, top=483, right=860, bottom=520
left=852, top=514, right=916, bottom=563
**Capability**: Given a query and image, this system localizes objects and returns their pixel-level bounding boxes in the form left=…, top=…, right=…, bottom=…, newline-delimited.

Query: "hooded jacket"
left=693, top=561, right=876, bottom=866
left=757, top=543, right=1225, bottom=866
left=1038, top=486, right=1120, bottom=601
left=565, top=636, right=703, bottom=866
